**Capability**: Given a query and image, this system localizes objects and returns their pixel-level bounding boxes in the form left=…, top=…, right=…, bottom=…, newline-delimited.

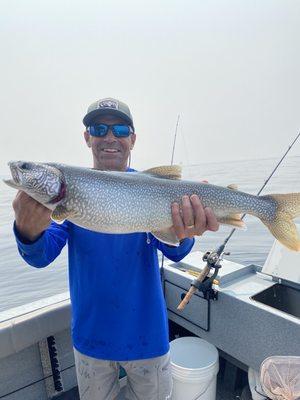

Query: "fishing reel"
left=191, top=246, right=230, bottom=300
left=202, top=248, right=230, bottom=267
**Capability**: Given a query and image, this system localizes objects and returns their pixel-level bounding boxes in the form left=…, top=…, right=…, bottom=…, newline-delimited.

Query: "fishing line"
left=170, top=115, right=180, bottom=165
left=160, top=114, right=181, bottom=287
left=178, top=130, right=300, bottom=310
left=222, top=131, right=300, bottom=247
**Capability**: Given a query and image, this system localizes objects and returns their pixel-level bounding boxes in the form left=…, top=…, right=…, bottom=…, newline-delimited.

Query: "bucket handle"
left=189, top=375, right=215, bottom=400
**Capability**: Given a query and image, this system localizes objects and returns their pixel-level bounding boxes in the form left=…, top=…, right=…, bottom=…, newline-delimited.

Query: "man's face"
left=84, top=114, right=136, bottom=171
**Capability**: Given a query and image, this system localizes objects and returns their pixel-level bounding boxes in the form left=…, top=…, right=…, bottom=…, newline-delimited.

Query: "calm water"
left=1, top=156, right=299, bottom=312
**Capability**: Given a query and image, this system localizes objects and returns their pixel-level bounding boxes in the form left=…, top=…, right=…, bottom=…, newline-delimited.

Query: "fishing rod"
left=160, top=115, right=181, bottom=283
left=171, top=115, right=180, bottom=165
left=178, top=131, right=300, bottom=310
left=223, top=131, right=300, bottom=246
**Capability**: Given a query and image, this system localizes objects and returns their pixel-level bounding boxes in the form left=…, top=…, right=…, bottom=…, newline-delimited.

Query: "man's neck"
left=93, top=164, right=127, bottom=172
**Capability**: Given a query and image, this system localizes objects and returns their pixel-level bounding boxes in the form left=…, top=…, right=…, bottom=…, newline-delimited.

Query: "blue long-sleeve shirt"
left=14, top=221, right=194, bottom=361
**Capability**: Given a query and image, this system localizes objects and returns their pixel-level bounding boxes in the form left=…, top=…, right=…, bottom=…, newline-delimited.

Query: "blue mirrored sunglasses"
left=88, top=124, right=134, bottom=138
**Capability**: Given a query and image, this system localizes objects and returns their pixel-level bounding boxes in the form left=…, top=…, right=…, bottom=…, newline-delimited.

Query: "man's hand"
left=13, top=191, right=52, bottom=242
left=171, top=194, right=219, bottom=241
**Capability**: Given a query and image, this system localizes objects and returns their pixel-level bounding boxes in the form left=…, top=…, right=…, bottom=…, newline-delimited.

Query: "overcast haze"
left=1, top=0, right=300, bottom=175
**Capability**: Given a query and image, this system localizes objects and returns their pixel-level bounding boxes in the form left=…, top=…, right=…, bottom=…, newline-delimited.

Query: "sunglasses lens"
left=89, top=124, right=131, bottom=137
left=91, top=124, right=108, bottom=136
left=113, top=125, right=131, bottom=137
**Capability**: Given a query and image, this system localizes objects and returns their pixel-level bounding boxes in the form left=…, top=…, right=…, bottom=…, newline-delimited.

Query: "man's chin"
left=95, top=158, right=125, bottom=171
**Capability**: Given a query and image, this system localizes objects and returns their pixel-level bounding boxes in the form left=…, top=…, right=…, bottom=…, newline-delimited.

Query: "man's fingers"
left=13, top=191, right=25, bottom=211
left=182, top=196, right=195, bottom=230
left=13, top=191, right=51, bottom=215
left=15, top=190, right=26, bottom=201
left=204, top=207, right=219, bottom=232
left=171, top=196, right=219, bottom=242
left=190, top=195, right=206, bottom=234
left=171, top=202, right=185, bottom=240
left=15, top=190, right=33, bottom=203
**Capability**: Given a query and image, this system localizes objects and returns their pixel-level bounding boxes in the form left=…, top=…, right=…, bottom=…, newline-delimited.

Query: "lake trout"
left=4, top=161, right=300, bottom=251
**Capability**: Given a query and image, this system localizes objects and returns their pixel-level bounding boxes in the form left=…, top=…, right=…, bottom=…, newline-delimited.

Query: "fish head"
left=4, top=161, right=65, bottom=205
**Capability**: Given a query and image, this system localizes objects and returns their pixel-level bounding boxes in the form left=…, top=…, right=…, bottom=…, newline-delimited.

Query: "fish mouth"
left=11, top=164, right=22, bottom=184
left=3, top=161, right=23, bottom=188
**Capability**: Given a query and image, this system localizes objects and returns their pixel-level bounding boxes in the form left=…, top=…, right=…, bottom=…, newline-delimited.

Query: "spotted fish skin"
left=54, top=164, right=275, bottom=232
left=4, top=161, right=300, bottom=251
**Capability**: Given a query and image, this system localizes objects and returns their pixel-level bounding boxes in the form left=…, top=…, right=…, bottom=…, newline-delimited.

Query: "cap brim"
left=83, top=109, right=133, bottom=127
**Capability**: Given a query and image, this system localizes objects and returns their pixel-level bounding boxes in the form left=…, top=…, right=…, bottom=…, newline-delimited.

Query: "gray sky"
left=1, top=0, right=300, bottom=175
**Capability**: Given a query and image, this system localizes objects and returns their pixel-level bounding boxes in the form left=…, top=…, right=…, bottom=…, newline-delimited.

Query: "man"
left=13, top=98, right=219, bottom=400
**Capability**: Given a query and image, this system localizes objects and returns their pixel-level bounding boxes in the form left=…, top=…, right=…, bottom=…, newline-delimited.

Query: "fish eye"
left=19, top=162, right=30, bottom=170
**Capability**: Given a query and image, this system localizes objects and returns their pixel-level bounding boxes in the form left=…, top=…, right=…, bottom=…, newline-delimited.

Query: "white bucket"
left=170, top=337, right=219, bottom=400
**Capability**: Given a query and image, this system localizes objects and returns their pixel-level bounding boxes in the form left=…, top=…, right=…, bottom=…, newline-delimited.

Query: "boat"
left=0, top=232, right=299, bottom=400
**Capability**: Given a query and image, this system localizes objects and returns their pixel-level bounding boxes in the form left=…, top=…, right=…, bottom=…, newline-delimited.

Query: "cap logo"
left=98, top=100, right=119, bottom=110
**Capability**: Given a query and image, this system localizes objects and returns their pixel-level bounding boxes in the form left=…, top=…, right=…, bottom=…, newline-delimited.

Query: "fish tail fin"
left=262, top=193, right=300, bottom=251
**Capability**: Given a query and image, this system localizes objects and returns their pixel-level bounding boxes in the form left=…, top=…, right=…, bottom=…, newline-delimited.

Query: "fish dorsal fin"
left=143, top=165, right=182, bottom=180
left=227, top=184, right=238, bottom=190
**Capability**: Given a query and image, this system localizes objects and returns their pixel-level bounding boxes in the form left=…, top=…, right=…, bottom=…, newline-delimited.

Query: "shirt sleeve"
left=13, top=221, right=69, bottom=268
left=154, top=237, right=195, bottom=262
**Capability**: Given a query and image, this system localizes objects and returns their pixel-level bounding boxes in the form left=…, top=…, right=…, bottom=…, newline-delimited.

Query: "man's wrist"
left=14, top=222, right=43, bottom=244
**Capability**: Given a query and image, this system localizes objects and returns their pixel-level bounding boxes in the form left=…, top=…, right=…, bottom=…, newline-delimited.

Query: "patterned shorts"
left=74, top=347, right=173, bottom=400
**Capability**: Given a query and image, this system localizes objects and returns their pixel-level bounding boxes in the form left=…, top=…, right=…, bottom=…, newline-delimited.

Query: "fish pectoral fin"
left=151, top=228, right=180, bottom=246
left=143, top=165, right=182, bottom=180
left=218, top=214, right=246, bottom=229
left=227, top=184, right=238, bottom=190
left=51, top=205, right=73, bottom=224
